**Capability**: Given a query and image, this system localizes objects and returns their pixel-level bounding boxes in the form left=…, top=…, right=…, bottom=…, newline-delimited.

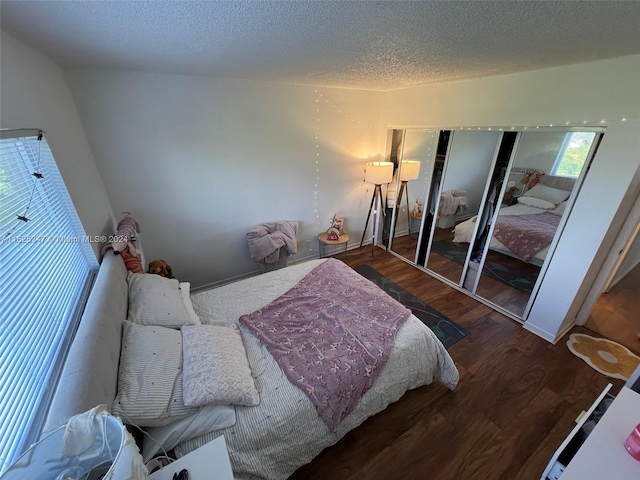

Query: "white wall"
left=610, top=221, right=640, bottom=288
left=64, top=69, right=383, bottom=287
left=0, top=31, right=115, bottom=259
left=383, top=54, right=640, bottom=342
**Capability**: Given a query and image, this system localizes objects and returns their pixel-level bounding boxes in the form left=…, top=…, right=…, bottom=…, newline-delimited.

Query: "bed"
left=452, top=175, right=575, bottom=264
left=43, top=251, right=458, bottom=480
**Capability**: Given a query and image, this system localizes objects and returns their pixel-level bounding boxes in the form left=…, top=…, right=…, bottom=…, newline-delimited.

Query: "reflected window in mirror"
left=551, top=132, right=597, bottom=178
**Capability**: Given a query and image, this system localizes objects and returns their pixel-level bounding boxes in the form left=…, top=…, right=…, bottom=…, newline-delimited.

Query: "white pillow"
left=181, top=325, right=260, bottom=407
left=522, top=184, right=570, bottom=205
left=179, top=282, right=200, bottom=325
left=517, top=196, right=556, bottom=210
left=127, top=272, right=199, bottom=328
left=142, top=403, right=236, bottom=462
left=111, top=321, right=199, bottom=426
left=550, top=200, right=568, bottom=216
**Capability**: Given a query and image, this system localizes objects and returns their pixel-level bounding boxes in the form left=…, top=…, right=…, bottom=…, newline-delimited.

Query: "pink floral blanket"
left=239, top=258, right=411, bottom=432
left=493, top=211, right=561, bottom=262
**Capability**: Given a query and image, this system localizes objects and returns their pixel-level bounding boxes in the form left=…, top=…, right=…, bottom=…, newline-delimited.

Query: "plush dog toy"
left=101, top=212, right=141, bottom=258
left=148, top=259, right=173, bottom=278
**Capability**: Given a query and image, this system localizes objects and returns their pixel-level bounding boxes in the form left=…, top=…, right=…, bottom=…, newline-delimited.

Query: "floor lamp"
left=360, top=161, right=394, bottom=258
left=393, top=160, right=421, bottom=237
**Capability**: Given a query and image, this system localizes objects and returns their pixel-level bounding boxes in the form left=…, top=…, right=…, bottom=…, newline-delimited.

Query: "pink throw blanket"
left=239, top=258, right=411, bottom=432
left=440, top=190, right=468, bottom=216
left=493, top=212, right=561, bottom=262
left=246, top=221, right=298, bottom=264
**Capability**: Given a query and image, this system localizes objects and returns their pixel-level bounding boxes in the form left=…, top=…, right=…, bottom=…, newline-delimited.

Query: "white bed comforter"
left=174, top=259, right=459, bottom=480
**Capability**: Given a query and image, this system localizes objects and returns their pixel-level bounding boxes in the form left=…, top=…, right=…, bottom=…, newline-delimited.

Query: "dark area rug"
left=430, top=240, right=538, bottom=295
left=354, top=264, right=468, bottom=349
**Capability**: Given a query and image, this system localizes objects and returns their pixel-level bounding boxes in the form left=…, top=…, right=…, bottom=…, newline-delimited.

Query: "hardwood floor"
left=586, top=261, right=640, bottom=355
left=289, top=246, right=624, bottom=480
left=388, top=229, right=542, bottom=317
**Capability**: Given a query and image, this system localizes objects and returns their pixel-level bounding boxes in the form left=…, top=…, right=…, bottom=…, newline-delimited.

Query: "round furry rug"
left=567, top=333, right=640, bottom=380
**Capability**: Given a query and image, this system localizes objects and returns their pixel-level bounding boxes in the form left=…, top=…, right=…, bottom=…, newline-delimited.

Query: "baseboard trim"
left=523, top=322, right=559, bottom=344
left=523, top=319, right=575, bottom=345
left=191, top=247, right=360, bottom=293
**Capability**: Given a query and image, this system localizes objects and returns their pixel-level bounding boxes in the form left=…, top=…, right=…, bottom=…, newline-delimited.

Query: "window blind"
left=0, top=133, right=97, bottom=474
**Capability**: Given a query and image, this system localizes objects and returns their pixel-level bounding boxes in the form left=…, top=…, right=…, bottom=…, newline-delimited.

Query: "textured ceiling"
left=2, top=1, right=640, bottom=91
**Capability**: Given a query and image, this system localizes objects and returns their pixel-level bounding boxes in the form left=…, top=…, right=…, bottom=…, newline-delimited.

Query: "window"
left=551, top=131, right=596, bottom=178
left=0, top=131, right=97, bottom=474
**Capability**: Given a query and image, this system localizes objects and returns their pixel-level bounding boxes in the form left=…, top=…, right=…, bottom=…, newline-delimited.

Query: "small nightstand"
left=147, top=436, right=233, bottom=480
left=317, top=232, right=350, bottom=258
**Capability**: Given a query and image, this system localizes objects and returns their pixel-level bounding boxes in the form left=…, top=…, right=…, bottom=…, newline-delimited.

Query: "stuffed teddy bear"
left=148, top=259, right=173, bottom=278
left=101, top=212, right=141, bottom=258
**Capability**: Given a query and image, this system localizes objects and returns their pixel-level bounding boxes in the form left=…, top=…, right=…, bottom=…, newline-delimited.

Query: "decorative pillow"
left=181, top=325, right=260, bottom=407
left=517, top=196, right=556, bottom=210
left=522, top=183, right=570, bottom=205
left=550, top=200, right=568, bottom=216
left=142, top=403, right=236, bottom=462
left=111, top=321, right=199, bottom=426
left=179, top=282, right=200, bottom=325
left=127, top=272, right=199, bottom=327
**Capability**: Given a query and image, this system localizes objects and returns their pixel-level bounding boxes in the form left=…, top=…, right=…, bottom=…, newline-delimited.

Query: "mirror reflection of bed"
left=454, top=174, right=577, bottom=316
left=428, top=225, right=541, bottom=316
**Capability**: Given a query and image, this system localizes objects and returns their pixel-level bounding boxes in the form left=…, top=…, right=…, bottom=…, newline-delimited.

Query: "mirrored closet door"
left=386, top=129, right=440, bottom=264
left=422, top=130, right=502, bottom=285
left=470, top=130, right=602, bottom=318
left=385, top=127, right=604, bottom=321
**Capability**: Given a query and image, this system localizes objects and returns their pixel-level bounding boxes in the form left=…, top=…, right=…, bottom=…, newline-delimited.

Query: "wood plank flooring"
left=388, top=230, right=542, bottom=317
left=289, top=246, right=624, bottom=480
left=586, top=261, right=640, bottom=355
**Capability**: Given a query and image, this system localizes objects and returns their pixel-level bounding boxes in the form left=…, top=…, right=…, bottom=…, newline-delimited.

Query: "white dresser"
left=542, top=385, right=640, bottom=480
left=560, top=387, right=640, bottom=479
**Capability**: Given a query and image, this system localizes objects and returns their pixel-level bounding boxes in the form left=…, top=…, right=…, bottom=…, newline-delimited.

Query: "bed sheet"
left=172, top=259, right=459, bottom=480
left=453, top=203, right=554, bottom=263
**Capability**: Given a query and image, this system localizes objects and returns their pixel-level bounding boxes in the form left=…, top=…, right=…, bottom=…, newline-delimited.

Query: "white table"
left=560, top=387, right=640, bottom=479
left=148, top=436, right=233, bottom=480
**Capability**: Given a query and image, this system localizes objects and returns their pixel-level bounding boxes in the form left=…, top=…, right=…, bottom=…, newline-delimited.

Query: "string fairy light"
left=1, top=130, right=46, bottom=241
left=313, top=89, right=322, bottom=250
left=446, top=115, right=636, bottom=132
left=312, top=88, right=380, bottom=251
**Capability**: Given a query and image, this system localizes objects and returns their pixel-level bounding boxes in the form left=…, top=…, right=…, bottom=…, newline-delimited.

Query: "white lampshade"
left=2, top=407, right=146, bottom=479
left=365, top=161, right=394, bottom=185
left=400, top=160, right=421, bottom=181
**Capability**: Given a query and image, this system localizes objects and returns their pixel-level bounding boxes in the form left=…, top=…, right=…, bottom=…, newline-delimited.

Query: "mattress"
left=173, top=259, right=459, bottom=480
